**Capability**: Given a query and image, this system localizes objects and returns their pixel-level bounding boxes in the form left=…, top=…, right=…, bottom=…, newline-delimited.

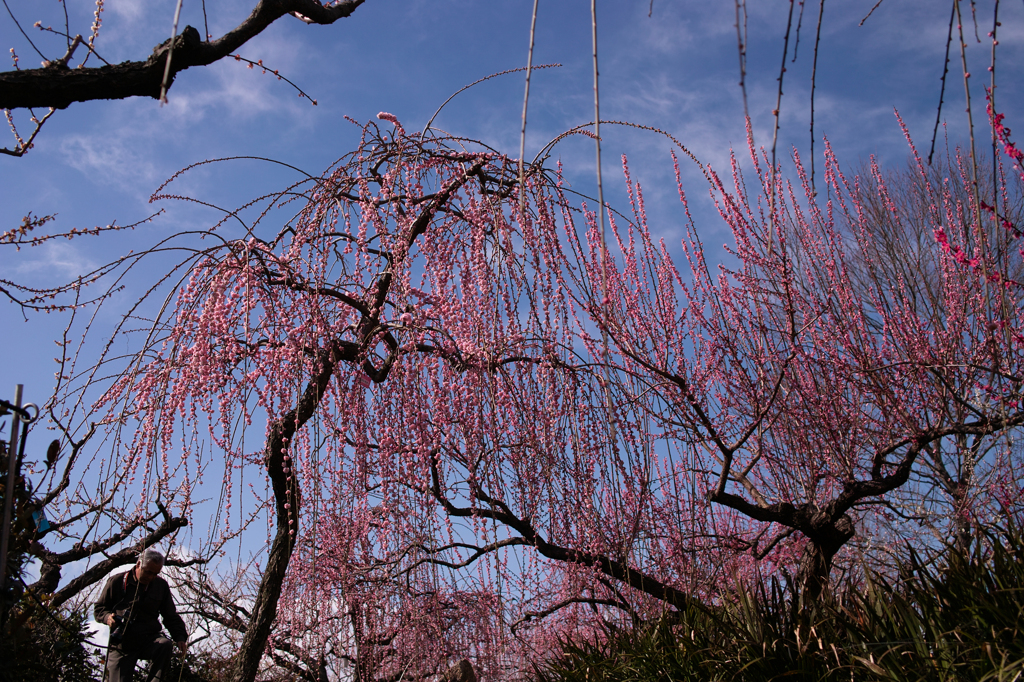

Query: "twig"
left=988, top=0, right=1000, bottom=215
left=519, top=0, right=540, bottom=216
left=421, top=63, right=560, bottom=139
left=230, top=55, right=318, bottom=105
left=159, top=0, right=185, bottom=104
left=859, top=0, right=886, bottom=26
left=41, top=34, right=83, bottom=68
left=735, top=0, right=751, bottom=132
left=953, top=0, right=985, bottom=248
left=986, top=0, right=1011, bottom=342
left=2, top=0, right=48, bottom=61
left=769, top=0, right=797, bottom=254
left=929, top=1, right=957, bottom=165
left=36, top=26, right=112, bottom=65
left=791, top=0, right=807, bottom=62
left=809, top=0, right=825, bottom=195
left=591, top=0, right=617, bottom=456
left=1, top=106, right=55, bottom=156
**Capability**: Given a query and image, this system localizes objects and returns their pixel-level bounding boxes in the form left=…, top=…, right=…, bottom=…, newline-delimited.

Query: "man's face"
left=135, top=560, right=163, bottom=586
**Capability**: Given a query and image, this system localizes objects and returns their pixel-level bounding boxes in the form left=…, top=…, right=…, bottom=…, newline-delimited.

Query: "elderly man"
left=95, top=548, right=188, bottom=682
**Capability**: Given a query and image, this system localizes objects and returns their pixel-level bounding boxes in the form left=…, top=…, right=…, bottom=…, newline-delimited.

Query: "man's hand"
left=175, top=640, right=188, bottom=656
left=106, top=614, right=116, bottom=627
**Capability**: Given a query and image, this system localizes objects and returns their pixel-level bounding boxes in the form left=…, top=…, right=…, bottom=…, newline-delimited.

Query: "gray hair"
left=139, top=548, right=165, bottom=566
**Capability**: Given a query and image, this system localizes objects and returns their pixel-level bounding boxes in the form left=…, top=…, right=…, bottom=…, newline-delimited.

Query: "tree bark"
left=793, top=515, right=854, bottom=614
left=0, top=0, right=365, bottom=110
left=230, top=343, right=340, bottom=682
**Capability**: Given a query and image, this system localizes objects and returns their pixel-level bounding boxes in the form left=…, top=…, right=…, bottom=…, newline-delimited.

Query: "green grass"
left=533, top=528, right=1024, bottom=682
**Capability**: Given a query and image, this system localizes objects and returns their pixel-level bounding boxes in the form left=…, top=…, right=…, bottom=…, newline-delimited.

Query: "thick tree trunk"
left=793, top=515, right=855, bottom=615
left=230, top=346, right=339, bottom=682
left=231, top=521, right=295, bottom=681
left=795, top=540, right=832, bottom=609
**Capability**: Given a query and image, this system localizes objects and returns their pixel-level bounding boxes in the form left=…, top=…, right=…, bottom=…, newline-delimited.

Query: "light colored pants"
left=105, top=636, right=173, bottom=682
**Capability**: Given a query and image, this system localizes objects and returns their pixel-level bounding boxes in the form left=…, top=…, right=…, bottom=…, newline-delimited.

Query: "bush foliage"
left=0, top=604, right=101, bottom=682
left=534, top=526, right=1024, bottom=682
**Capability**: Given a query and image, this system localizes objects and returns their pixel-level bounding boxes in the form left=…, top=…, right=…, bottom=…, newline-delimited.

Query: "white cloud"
left=60, top=133, right=161, bottom=191
left=9, top=240, right=99, bottom=283
left=170, top=56, right=308, bottom=122
left=106, top=0, right=148, bottom=23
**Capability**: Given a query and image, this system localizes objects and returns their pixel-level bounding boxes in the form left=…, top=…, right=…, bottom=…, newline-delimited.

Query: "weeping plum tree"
left=33, top=114, right=720, bottom=677
left=4, top=0, right=1022, bottom=678
left=32, top=102, right=1023, bottom=679
left=54, top=117, right=546, bottom=681
left=347, top=119, right=1024, bottom=630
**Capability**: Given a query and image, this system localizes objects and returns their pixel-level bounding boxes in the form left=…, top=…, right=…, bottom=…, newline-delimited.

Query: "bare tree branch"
left=0, top=0, right=365, bottom=110
left=28, top=510, right=190, bottom=608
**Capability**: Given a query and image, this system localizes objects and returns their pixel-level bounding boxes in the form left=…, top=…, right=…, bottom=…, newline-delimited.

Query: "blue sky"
left=1, top=1, right=1021, bottom=474
left=4, top=2, right=1023, bottom=405
left=2, top=0, right=1023, bottom=530
left=3, top=1, right=1022, bottom=533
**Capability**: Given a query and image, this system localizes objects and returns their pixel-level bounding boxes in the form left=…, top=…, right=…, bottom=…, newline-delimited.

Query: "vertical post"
left=0, top=384, right=25, bottom=604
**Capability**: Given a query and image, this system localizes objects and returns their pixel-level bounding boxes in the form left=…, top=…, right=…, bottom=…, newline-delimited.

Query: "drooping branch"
left=712, top=412, right=1024, bottom=537
left=0, top=0, right=366, bottom=110
left=426, top=454, right=701, bottom=613
left=510, top=596, right=638, bottom=635
left=231, top=154, right=489, bottom=680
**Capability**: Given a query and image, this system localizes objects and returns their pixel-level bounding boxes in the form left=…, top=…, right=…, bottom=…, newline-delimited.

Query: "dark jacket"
left=94, top=569, right=187, bottom=646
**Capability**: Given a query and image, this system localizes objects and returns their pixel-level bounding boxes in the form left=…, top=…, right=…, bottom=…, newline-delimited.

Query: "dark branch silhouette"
left=0, top=0, right=365, bottom=110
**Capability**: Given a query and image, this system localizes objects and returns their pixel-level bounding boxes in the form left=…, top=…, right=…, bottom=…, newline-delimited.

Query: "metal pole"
left=0, top=384, right=25, bottom=604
